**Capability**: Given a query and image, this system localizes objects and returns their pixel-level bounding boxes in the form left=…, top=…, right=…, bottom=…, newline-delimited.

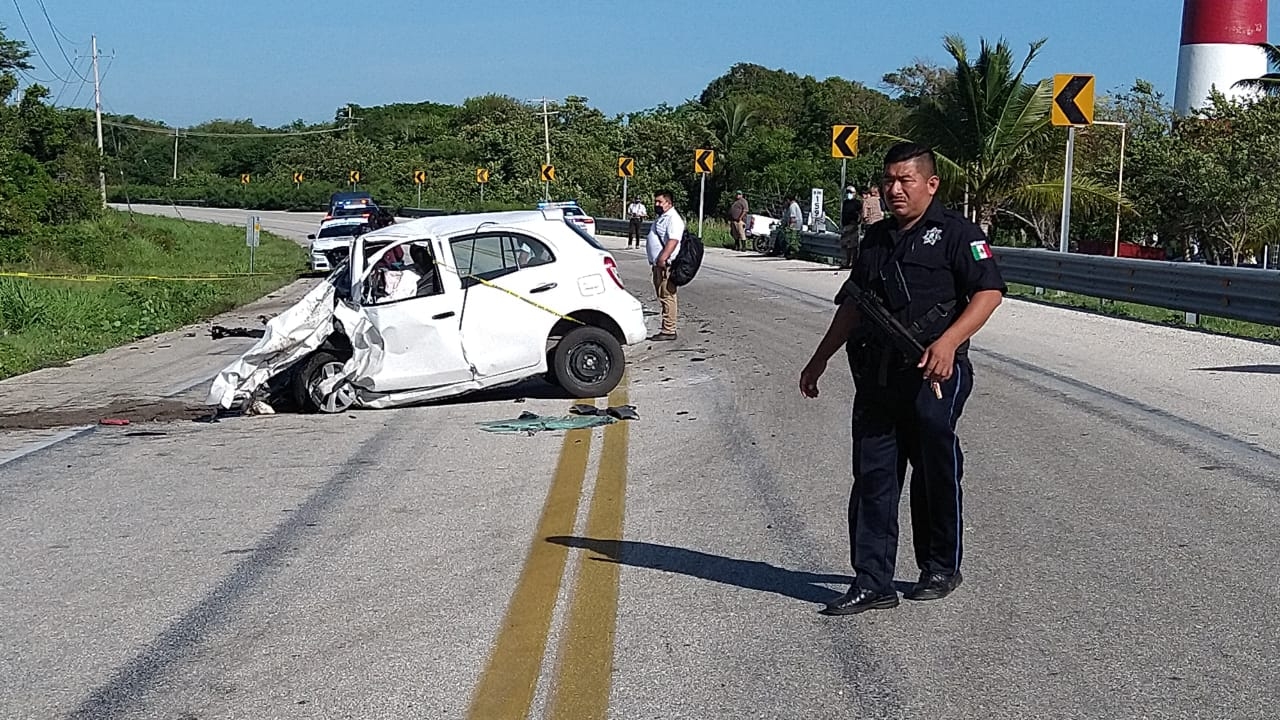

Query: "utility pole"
left=172, top=128, right=179, bottom=180
left=92, top=35, right=106, bottom=207
left=533, top=98, right=556, bottom=202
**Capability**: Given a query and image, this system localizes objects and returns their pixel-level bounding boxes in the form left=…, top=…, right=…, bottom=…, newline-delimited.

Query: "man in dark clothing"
left=839, top=185, right=861, bottom=268
left=799, top=142, right=1006, bottom=616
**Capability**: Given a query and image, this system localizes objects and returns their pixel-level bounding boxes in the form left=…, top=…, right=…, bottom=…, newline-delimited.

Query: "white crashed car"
left=208, top=208, right=648, bottom=413
left=307, top=217, right=371, bottom=273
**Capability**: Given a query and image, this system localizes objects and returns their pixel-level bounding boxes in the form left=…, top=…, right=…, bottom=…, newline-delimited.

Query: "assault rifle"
left=837, top=277, right=943, bottom=399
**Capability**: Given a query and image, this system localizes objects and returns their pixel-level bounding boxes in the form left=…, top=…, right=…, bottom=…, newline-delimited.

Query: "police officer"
left=799, top=142, right=1006, bottom=616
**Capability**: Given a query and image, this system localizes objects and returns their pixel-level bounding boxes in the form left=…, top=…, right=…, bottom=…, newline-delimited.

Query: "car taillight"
left=604, top=256, right=625, bottom=289
left=582, top=217, right=594, bottom=224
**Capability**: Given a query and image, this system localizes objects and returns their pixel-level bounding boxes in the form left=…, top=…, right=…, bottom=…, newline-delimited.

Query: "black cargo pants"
left=847, top=355, right=974, bottom=595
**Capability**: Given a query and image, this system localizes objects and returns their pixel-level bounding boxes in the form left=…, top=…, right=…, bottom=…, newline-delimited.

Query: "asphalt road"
left=3, top=205, right=1279, bottom=719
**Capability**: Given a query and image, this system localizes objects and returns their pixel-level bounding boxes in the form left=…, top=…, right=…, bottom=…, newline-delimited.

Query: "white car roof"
left=364, top=210, right=574, bottom=242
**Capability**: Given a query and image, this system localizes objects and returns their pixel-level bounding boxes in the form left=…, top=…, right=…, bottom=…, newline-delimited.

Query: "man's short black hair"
left=883, top=142, right=938, bottom=178
left=655, top=189, right=674, bottom=203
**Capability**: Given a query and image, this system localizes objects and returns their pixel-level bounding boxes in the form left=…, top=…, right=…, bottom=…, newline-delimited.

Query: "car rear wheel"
left=552, top=326, right=625, bottom=398
left=292, top=350, right=356, bottom=413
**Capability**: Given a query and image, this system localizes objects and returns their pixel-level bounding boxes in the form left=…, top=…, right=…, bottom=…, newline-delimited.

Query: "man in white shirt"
left=646, top=190, right=684, bottom=340
left=627, top=199, right=647, bottom=249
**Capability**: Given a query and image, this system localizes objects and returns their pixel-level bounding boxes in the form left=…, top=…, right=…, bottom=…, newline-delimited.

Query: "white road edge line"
left=0, top=425, right=96, bottom=469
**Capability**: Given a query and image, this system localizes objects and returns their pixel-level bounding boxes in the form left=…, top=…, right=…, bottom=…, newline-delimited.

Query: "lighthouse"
left=1174, top=0, right=1270, bottom=115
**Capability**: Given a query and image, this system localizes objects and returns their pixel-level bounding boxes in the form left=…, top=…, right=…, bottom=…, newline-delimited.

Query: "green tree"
left=1125, top=92, right=1280, bottom=265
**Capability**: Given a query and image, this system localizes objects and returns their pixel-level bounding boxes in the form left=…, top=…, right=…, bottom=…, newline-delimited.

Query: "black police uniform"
left=833, top=197, right=1006, bottom=596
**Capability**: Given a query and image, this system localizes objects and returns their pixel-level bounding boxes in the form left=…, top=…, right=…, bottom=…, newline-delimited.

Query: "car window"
left=563, top=218, right=606, bottom=250
left=317, top=223, right=365, bottom=239
left=450, top=233, right=556, bottom=284
left=362, top=240, right=442, bottom=305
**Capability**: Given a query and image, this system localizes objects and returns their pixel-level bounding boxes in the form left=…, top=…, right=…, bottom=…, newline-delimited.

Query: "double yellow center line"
left=466, top=381, right=630, bottom=720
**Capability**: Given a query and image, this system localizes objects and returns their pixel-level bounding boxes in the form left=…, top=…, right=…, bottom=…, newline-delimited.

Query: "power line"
left=35, top=0, right=89, bottom=83
left=36, top=0, right=82, bottom=46
left=102, top=119, right=348, bottom=138
left=9, top=0, right=70, bottom=83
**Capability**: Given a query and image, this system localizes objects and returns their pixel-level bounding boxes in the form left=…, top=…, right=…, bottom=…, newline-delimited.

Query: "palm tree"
left=868, top=35, right=1126, bottom=240
left=1232, top=43, right=1280, bottom=96
left=711, top=100, right=756, bottom=154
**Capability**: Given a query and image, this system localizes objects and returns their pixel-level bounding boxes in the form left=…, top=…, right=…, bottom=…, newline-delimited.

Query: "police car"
left=306, top=217, right=371, bottom=273
left=538, top=200, right=595, bottom=238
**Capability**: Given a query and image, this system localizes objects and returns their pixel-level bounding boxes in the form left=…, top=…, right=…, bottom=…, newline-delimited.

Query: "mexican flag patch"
left=970, top=240, right=994, bottom=261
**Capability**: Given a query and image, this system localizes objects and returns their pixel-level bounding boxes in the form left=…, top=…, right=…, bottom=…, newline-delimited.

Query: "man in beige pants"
left=646, top=189, right=684, bottom=341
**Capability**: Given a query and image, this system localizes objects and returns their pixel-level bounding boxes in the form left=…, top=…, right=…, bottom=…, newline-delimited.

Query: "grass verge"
left=0, top=210, right=306, bottom=379
left=1006, top=282, right=1280, bottom=344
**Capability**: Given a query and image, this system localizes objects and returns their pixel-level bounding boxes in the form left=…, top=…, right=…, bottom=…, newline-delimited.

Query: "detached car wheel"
left=292, top=350, right=356, bottom=414
left=552, top=326, right=625, bottom=398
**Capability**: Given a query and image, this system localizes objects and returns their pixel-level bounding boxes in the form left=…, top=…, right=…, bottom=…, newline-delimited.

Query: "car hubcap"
left=568, top=341, right=610, bottom=386
left=311, top=361, right=355, bottom=413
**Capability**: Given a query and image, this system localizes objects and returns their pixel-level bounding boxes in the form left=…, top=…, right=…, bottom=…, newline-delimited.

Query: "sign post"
left=810, top=188, right=825, bottom=233
left=349, top=170, right=361, bottom=189
left=1051, top=74, right=1095, bottom=253
left=694, top=149, right=714, bottom=236
left=413, top=170, right=425, bottom=208
left=476, top=167, right=490, bottom=203
left=831, top=124, right=859, bottom=192
left=618, top=157, right=634, bottom=220
left=245, top=215, right=261, bottom=273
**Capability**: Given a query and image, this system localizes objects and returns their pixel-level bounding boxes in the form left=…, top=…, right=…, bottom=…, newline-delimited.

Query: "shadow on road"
left=546, top=535, right=851, bottom=605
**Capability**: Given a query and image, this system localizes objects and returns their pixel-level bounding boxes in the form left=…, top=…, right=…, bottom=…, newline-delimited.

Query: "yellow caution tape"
left=0, top=270, right=293, bottom=283
left=463, top=273, right=584, bottom=325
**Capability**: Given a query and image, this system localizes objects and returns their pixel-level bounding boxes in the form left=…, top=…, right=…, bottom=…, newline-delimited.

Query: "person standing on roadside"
left=646, top=190, right=684, bottom=341
left=627, top=198, right=648, bottom=249
left=799, top=142, right=1006, bottom=616
left=861, top=185, right=885, bottom=240
left=840, top=185, right=861, bottom=269
left=729, top=191, right=749, bottom=251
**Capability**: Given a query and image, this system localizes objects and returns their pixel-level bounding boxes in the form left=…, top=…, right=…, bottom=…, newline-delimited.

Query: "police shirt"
left=835, top=197, right=1007, bottom=354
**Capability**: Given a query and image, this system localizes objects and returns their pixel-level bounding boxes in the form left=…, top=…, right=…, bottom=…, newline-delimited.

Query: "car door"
left=350, top=236, right=473, bottom=393
left=449, top=230, right=567, bottom=378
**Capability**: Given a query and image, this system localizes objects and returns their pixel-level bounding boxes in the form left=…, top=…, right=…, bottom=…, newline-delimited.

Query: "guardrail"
left=788, top=230, right=1279, bottom=327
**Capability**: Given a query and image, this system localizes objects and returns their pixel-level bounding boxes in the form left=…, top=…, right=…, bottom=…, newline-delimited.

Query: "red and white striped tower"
left=1175, top=0, right=1269, bottom=115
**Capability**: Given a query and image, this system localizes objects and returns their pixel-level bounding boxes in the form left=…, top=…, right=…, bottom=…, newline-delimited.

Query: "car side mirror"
left=307, top=234, right=316, bottom=240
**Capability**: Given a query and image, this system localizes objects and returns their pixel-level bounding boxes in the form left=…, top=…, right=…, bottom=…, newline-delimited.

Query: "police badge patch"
left=922, top=227, right=942, bottom=246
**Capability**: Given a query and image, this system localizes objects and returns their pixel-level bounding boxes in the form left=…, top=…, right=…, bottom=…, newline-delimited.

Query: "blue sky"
left=5, top=0, right=1278, bottom=127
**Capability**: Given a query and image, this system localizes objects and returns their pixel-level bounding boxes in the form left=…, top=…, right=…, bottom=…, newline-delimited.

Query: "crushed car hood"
left=206, top=280, right=340, bottom=409
left=206, top=275, right=449, bottom=411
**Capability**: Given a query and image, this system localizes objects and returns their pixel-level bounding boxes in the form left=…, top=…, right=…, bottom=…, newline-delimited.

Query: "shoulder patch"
left=970, top=240, right=994, bottom=261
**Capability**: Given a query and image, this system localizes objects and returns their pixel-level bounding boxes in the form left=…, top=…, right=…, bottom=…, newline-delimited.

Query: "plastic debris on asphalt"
left=479, top=406, right=639, bottom=436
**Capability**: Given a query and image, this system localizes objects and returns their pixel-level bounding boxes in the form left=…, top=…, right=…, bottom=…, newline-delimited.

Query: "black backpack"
left=670, top=228, right=704, bottom=286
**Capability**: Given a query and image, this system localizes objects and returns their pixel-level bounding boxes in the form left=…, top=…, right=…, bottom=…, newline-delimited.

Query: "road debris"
left=478, top=407, right=637, bottom=436
left=210, top=325, right=267, bottom=340
left=569, top=404, right=640, bottom=420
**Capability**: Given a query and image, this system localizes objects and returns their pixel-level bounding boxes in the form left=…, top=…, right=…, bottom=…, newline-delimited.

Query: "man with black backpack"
left=646, top=190, right=685, bottom=341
